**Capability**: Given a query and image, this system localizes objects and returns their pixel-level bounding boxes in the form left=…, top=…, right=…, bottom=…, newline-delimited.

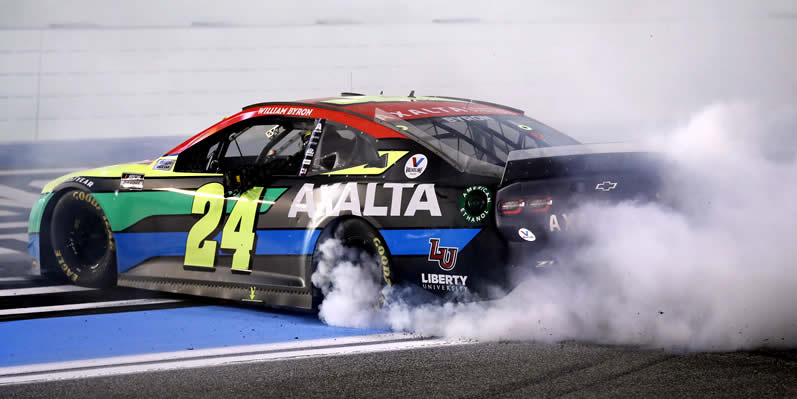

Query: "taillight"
left=498, top=196, right=552, bottom=215
left=499, top=199, right=525, bottom=215
left=526, top=196, right=552, bottom=212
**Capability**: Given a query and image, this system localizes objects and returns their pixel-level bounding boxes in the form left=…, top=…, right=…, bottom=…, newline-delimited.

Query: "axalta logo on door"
left=288, top=183, right=441, bottom=218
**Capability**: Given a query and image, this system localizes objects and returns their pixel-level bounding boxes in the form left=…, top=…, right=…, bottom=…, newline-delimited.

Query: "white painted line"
left=0, top=298, right=184, bottom=316
left=0, top=168, right=79, bottom=176
left=0, top=276, right=35, bottom=283
left=0, top=333, right=471, bottom=385
left=0, top=285, right=95, bottom=297
left=0, top=210, right=18, bottom=217
left=0, top=184, right=42, bottom=206
left=0, top=222, right=28, bottom=229
left=0, top=199, right=31, bottom=209
left=0, top=247, right=24, bottom=255
left=0, top=233, right=28, bottom=241
left=29, top=180, right=50, bottom=190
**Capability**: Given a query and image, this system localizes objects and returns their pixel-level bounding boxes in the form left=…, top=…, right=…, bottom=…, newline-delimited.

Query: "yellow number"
left=221, top=187, right=263, bottom=271
left=185, top=184, right=265, bottom=270
left=184, top=183, right=224, bottom=267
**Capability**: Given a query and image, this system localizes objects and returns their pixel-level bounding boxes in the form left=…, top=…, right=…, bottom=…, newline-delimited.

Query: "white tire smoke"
left=312, top=103, right=797, bottom=350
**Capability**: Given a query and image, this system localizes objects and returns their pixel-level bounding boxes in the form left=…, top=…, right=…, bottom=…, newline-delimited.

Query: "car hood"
left=40, top=156, right=219, bottom=194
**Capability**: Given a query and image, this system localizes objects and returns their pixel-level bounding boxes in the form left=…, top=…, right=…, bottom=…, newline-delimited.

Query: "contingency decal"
left=120, top=173, right=144, bottom=191
left=323, top=151, right=408, bottom=176
left=403, top=154, right=427, bottom=179
left=151, top=157, right=176, bottom=172
left=518, top=228, right=536, bottom=242
left=458, top=185, right=493, bottom=224
left=288, top=183, right=441, bottom=218
left=298, top=119, right=324, bottom=176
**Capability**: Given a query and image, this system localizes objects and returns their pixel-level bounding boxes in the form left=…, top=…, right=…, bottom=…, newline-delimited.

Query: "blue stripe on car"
left=115, top=230, right=321, bottom=272
left=378, top=228, right=481, bottom=255
left=114, top=228, right=480, bottom=272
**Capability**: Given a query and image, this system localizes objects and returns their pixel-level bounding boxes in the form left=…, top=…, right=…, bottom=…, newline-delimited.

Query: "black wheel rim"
left=60, top=203, right=108, bottom=273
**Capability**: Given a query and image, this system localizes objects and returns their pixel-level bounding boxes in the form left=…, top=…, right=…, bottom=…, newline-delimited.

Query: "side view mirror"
left=320, top=153, right=337, bottom=170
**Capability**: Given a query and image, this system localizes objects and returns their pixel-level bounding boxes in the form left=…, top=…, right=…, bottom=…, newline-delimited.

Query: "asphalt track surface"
left=1, top=149, right=796, bottom=398
left=1, top=338, right=796, bottom=398
left=2, top=267, right=796, bottom=397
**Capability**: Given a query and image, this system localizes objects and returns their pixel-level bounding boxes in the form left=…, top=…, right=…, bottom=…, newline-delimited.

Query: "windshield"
left=383, top=114, right=580, bottom=175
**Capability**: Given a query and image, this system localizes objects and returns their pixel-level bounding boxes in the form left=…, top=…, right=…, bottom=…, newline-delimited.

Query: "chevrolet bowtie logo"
left=595, top=181, right=618, bottom=191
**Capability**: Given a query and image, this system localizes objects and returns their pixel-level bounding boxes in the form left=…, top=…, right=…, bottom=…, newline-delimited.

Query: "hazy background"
left=1, top=0, right=795, bottom=144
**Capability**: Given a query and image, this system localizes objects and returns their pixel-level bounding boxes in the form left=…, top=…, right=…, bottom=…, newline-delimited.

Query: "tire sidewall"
left=50, top=190, right=117, bottom=287
left=311, top=218, right=394, bottom=308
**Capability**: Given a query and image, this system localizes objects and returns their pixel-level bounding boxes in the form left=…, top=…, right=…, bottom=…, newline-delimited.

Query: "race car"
left=27, top=94, right=661, bottom=309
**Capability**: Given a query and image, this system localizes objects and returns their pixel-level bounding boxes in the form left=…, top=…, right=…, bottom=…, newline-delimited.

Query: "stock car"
left=27, top=94, right=661, bottom=309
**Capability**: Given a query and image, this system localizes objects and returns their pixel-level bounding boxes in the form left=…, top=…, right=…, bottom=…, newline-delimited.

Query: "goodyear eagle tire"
left=49, top=190, right=117, bottom=288
left=311, top=218, right=394, bottom=309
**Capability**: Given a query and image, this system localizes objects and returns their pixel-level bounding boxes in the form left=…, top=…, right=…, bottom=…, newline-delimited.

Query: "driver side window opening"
left=310, top=121, right=381, bottom=175
left=172, top=116, right=316, bottom=174
left=221, top=123, right=284, bottom=171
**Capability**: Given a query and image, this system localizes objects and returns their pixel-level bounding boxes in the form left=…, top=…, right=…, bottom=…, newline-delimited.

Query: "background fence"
left=1, top=1, right=795, bottom=145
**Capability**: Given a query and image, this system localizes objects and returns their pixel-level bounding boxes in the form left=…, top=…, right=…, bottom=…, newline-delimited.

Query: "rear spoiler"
left=501, top=143, right=663, bottom=186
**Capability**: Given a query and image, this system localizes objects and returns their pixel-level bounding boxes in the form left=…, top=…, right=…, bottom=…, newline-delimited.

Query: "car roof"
left=167, top=95, right=525, bottom=155
left=244, top=95, right=524, bottom=121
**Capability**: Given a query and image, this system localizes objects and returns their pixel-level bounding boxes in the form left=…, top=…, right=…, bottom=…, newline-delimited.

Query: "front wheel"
left=310, top=218, right=394, bottom=310
left=49, top=190, right=117, bottom=287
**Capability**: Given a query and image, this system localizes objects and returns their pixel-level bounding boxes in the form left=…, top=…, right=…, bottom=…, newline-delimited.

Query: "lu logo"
left=428, top=238, right=458, bottom=271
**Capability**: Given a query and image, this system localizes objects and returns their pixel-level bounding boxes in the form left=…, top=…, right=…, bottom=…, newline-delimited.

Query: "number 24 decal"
left=184, top=183, right=263, bottom=271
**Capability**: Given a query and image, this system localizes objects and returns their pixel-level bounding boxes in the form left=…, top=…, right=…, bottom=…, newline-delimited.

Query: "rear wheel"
left=49, top=190, right=117, bottom=287
left=311, top=218, right=394, bottom=309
